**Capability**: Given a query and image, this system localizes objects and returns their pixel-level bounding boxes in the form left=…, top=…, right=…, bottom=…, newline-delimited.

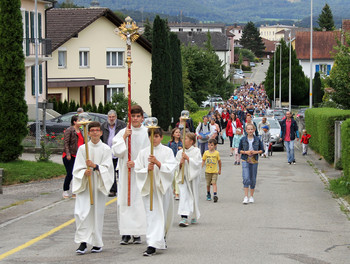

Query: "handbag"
left=221, top=131, right=227, bottom=140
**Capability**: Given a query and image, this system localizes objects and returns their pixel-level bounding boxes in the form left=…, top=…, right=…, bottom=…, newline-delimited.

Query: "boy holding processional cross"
left=112, top=105, right=149, bottom=245
left=135, top=127, right=177, bottom=256
left=72, top=121, right=114, bottom=254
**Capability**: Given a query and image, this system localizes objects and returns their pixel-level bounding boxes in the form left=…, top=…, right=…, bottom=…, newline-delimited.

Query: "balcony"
left=24, top=38, right=52, bottom=66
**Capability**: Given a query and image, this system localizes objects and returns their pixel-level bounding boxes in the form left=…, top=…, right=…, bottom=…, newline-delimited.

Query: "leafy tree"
left=169, top=32, right=184, bottom=123
left=59, top=0, right=84, bottom=8
left=240, top=21, right=265, bottom=57
left=313, top=72, right=323, bottom=106
left=149, top=16, right=173, bottom=130
left=264, top=39, right=308, bottom=105
left=327, top=33, right=350, bottom=109
left=0, top=0, right=28, bottom=162
left=315, top=4, right=335, bottom=31
left=111, top=92, right=137, bottom=120
left=143, top=18, right=153, bottom=43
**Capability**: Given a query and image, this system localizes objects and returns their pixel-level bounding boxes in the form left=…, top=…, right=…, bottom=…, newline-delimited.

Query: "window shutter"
left=31, top=66, right=35, bottom=95
left=315, top=65, right=319, bottom=73
left=38, top=13, right=42, bottom=40
left=39, top=64, right=43, bottom=94
left=25, top=11, right=30, bottom=56
left=327, top=65, right=331, bottom=75
left=30, top=12, right=34, bottom=40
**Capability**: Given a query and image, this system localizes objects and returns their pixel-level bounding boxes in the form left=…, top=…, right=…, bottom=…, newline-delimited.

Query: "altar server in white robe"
left=135, top=128, right=177, bottom=256
left=112, top=105, right=149, bottom=245
left=73, top=121, right=114, bottom=254
left=175, top=132, right=202, bottom=227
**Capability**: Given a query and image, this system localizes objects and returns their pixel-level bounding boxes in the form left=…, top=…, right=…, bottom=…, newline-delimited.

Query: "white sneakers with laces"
left=242, top=196, right=249, bottom=204
left=249, top=196, right=254, bottom=203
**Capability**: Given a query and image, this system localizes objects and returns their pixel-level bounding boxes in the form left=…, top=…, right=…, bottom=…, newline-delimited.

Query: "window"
left=79, top=50, right=89, bottom=67
left=58, top=50, right=67, bottom=68
left=316, top=64, right=331, bottom=76
left=106, top=85, right=125, bottom=102
left=106, top=51, right=124, bottom=67
left=31, top=64, right=43, bottom=95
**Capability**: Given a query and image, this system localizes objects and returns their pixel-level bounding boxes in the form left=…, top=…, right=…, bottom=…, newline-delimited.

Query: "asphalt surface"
left=1, top=140, right=349, bottom=263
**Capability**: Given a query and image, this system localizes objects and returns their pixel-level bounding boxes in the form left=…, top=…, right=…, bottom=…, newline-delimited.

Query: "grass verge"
left=0, top=199, right=33, bottom=211
left=329, top=177, right=350, bottom=205
left=0, top=160, right=65, bottom=185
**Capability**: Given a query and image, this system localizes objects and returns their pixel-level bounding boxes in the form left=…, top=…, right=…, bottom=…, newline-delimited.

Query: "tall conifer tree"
left=149, top=16, right=173, bottom=130
left=0, top=0, right=28, bottom=162
left=316, top=4, right=335, bottom=31
left=169, top=32, right=184, bottom=124
left=240, top=21, right=265, bottom=57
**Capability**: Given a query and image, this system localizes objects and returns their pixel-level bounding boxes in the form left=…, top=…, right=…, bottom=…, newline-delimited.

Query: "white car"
left=253, top=117, right=283, bottom=149
left=201, top=97, right=224, bottom=108
left=233, top=74, right=244, bottom=79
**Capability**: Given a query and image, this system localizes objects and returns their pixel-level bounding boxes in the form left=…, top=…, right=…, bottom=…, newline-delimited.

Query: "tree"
left=240, top=21, right=265, bottom=57
left=315, top=4, right=335, bottom=31
left=149, top=16, right=173, bottom=130
left=264, top=39, right=309, bottom=106
left=327, top=33, right=350, bottom=109
left=169, top=32, right=184, bottom=124
left=0, top=0, right=28, bottom=162
left=111, top=92, right=136, bottom=120
left=143, top=18, right=153, bottom=43
left=313, top=72, right=323, bottom=106
left=59, top=0, right=83, bottom=8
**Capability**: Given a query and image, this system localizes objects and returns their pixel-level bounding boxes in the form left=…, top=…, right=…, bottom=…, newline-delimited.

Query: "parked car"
left=250, top=62, right=256, bottom=67
left=234, top=69, right=245, bottom=77
left=296, top=108, right=307, bottom=120
left=272, top=109, right=285, bottom=124
left=253, top=117, right=283, bottom=150
left=28, top=112, right=108, bottom=135
left=233, top=74, right=244, bottom=79
left=201, top=97, right=224, bottom=108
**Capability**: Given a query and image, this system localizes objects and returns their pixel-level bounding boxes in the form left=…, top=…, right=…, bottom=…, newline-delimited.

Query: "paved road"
left=1, top=141, right=349, bottom=263
left=245, top=60, right=269, bottom=84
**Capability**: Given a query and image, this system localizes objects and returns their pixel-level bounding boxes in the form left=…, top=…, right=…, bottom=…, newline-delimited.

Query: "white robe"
left=175, top=146, right=202, bottom=220
left=135, top=144, right=177, bottom=249
left=72, top=140, right=114, bottom=247
left=112, top=125, right=149, bottom=235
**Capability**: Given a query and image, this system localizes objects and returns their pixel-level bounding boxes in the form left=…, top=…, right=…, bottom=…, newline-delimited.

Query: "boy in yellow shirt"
left=202, top=139, right=221, bottom=202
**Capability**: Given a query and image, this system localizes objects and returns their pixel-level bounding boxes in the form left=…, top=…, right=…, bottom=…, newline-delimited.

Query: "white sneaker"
left=62, top=191, right=70, bottom=199
left=249, top=196, right=254, bottom=203
left=242, top=196, right=249, bottom=204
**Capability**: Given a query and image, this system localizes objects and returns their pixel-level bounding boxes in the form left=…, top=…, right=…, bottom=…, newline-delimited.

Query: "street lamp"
left=309, top=0, right=313, bottom=108
left=279, top=42, right=282, bottom=108
left=274, top=43, right=280, bottom=108
left=287, top=30, right=292, bottom=112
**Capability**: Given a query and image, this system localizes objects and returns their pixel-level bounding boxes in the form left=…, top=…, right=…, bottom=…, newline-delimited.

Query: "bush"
left=341, top=119, right=350, bottom=185
left=230, top=63, right=240, bottom=69
left=305, top=108, right=350, bottom=163
left=241, top=65, right=251, bottom=71
left=190, top=109, right=209, bottom=129
left=184, top=93, right=199, bottom=113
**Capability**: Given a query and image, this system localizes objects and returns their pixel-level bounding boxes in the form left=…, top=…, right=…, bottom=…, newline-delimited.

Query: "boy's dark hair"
left=148, top=127, right=163, bottom=137
left=131, top=105, right=144, bottom=115
left=88, top=121, right=101, bottom=131
left=71, top=115, right=79, bottom=125
left=208, top=138, right=217, bottom=145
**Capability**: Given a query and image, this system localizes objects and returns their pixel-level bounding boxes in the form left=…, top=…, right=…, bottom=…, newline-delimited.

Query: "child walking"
left=134, top=128, right=177, bottom=256
left=238, top=123, right=264, bottom=204
left=175, top=133, right=202, bottom=227
left=233, top=128, right=243, bottom=165
left=261, top=125, right=271, bottom=158
left=202, top=139, right=221, bottom=202
left=167, top=128, right=183, bottom=200
left=300, top=129, right=311, bottom=155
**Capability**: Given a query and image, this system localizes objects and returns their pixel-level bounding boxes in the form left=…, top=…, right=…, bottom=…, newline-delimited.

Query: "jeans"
left=242, top=161, right=258, bottom=189
left=63, top=156, right=76, bottom=191
left=284, top=140, right=295, bottom=163
left=302, top=143, right=308, bottom=154
left=198, top=141, right=208, bottom=156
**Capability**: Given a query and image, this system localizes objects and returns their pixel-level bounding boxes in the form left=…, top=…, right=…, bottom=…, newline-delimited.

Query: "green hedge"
left=341, top=119, right=350, bottom=181
left=305, top=108, right=350, bottom=163
left=190, top=109, right=209, bottom=129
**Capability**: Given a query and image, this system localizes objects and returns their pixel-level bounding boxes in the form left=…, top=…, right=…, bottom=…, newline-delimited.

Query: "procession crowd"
left=60, top=82, right=309, bottom=257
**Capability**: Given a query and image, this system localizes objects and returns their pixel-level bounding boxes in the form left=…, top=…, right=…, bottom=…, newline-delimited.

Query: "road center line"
left=0, top=197, right=117, bottom=261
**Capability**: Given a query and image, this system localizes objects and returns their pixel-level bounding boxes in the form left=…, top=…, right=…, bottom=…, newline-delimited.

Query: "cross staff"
left=145, top=117, right=159, bottom=211
left=114, top=17, right=142, bottom=206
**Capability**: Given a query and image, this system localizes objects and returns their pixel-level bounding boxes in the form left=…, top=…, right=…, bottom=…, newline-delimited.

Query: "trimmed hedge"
left=341, top=119, right=350, bottom=182
left=305, top=108, right=350, bottom=163
left=190, top=109, right=210, bottom=129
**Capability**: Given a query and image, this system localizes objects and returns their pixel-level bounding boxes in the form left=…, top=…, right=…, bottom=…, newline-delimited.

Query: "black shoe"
left=133, top=236, right=142, bottom=244
left=213, top=196, right=218, bottom=203
left=108, top=191, right=116, bottom=197
left=76, top=242, right=87, bottom=254
left=120, top=235, right=131, bottom=245
left=91, top=246, right=102, bottom=253
left=143, top=246, right=156, bottom=256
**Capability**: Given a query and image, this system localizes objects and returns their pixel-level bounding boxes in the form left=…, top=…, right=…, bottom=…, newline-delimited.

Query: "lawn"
left=0, top=160, right=66, bottom=185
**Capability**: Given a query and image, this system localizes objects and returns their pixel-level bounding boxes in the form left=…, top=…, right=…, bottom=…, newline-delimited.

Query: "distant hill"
left=56, top=0, right=350, bottom=24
